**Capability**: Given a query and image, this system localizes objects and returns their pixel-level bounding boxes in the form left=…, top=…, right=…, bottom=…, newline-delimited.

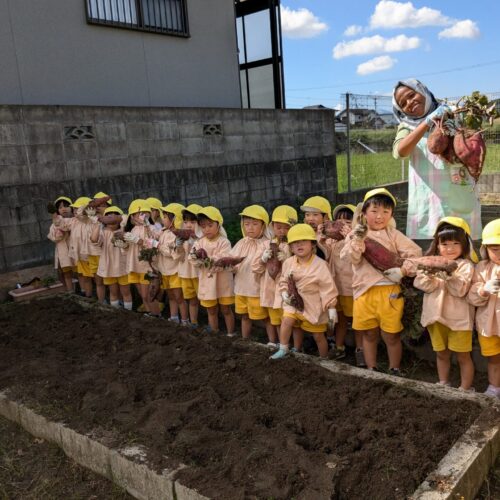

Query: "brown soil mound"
left=0, top=297, right=481, bottom=500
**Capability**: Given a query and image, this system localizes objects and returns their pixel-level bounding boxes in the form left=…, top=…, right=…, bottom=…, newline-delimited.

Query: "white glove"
left=483, top=279, right=500, bottom=295
left=277, top=251, right=288, bottom=262
left=328, top=308, right=338, bottom=329
left=123, top=232, right=140, bottom=244
left=383, top=267, right=403, bottom=283
left=113, top=239, right=128, bottom=249
left=261, top=248, right=273, bottom=263
left=425, top=104, right=452, bottom=126
left=281, top=291, right=293, bottom=306
left=85, top=207, right=96, bottom=217
left=88, top=215, right=99, bottom=225
left=175, top=237, right=184, bottom=248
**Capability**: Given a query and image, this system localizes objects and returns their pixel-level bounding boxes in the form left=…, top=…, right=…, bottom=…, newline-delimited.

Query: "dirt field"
left=0, top=296, right=487, bottom=499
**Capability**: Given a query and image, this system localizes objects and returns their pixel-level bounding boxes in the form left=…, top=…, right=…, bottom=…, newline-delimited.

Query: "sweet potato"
left=287, top=273, right=304, bottom=312
left=212, top=256, right=245, bottom=269
left=453, top=129, right=486, bottom=182
left=323, top=220, right=348, bottom=240
left=193, top=248, right=209, bottom=260
left=88, top=196, right=111, bottom=208
left=428, top=119, right=450, bottom=155
left=440, top=140, right=458, bottom=165
left=412, top=256, right=458, bottom=275
left=266, top=242, right=282, bottom=280
left=171, top=228, right=195, bottom=240
left=363, top=238, right=404, bottom=272
left=98, top=214, right=123, bottom=226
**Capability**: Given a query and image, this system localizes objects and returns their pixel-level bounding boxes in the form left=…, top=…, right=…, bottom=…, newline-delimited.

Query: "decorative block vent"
left=64, top=126, right=95, bottom=141
left=203, top=123, right=223, bottom=136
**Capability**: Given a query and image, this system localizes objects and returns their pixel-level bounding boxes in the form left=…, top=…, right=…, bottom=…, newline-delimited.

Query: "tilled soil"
left=0, top=296, right=484, bottom=500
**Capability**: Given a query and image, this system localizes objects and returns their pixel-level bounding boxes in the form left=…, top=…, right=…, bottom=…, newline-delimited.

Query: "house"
left=336, top=108, right=379, bottom=128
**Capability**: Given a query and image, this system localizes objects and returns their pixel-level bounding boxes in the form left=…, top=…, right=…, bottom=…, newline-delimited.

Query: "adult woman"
left=392, top=79, right=481, bottom=243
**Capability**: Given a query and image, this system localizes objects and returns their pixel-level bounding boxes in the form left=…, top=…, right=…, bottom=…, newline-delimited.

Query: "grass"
left=336, top=143, right=500, bottom=193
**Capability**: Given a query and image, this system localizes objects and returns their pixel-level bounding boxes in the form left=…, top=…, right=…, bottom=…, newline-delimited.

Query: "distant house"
left=337, top=108, right=378, bottom=128
left=378, top=113, right=399, bottom=127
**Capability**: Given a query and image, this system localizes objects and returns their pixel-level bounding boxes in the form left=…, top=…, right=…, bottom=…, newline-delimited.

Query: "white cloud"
left=280, top=6, right=328, bottom=39
left=344, top=24, right=363, bottom=37
left=438, top=20, right=480, bottom=39
left=333, top=34, right=420, bottom=59
left=357, top=56, right=397, bottom=75
left=369, top=0, right=451, bottom=29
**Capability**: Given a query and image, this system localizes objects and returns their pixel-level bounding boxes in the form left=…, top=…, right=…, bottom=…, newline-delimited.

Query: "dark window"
left=85, top=0, right=189, bottom=37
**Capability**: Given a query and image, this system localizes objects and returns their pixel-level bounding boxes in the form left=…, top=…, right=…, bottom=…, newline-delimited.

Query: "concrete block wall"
left=0, top=105, right=336, bottom=272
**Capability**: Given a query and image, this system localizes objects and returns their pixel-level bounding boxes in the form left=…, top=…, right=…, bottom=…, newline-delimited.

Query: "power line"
left=286, top=59, right=500, bottom=92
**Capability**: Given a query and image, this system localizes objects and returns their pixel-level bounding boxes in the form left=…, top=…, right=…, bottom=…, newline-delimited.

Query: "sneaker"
left=226, top=332, right=237, bottom=338
left=290, top=347, right=300, bottom=353
left=266, top=342, right=278, bottom=349
left=355, top=348, right=367, bottom=368
left=484, top=385, right=500, bottom=398
left=270, top=349, right=288, bottom=360
left=436, top=381, right=452, bottom=387
left=330, top=346, right=346, bottom=360
left=180, top=319, right=191, bottom=327
left=200, top=326, right=214, bottom=334
left=168, top=317, right=180, bottom=324
left=143, top=312, right=163, bottom=319
left=458, top=386, right=475, bottom=393
left=389, top=368, right=403, bottom=377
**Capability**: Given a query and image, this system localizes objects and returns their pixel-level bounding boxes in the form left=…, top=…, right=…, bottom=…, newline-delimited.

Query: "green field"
left=336, top=143, right=500, bottom=193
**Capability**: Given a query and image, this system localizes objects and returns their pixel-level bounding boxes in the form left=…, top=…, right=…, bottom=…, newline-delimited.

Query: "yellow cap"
left=436, top=217, right=471, bottom=236
left=198, top=206, right=223, bottom=225
left=271, top=205, right=298, bottom=225
left=104, top=206, right=124, bottom=215
left=94, top=192, right=112, bottom=205
left=71, top=196, right=92, bottom=208
left=183, top=203, right=203, bottom=216
left=363, top=188, right=397, bottom=207
left=300, top=196, right=332, bottom=220
left=128, top=199, right=151, bottom=215
left=145, top=197, right=163, bottom=210
left=333, top=204, right=356, bottom=219
left=54, top=196, right=72, bottom=205
left=161, top=203, right=185, bottom=229
left=482, top=219, right=500, bottom=246
left=287, top=223, right=317, bottom=244
left=239, top=205, right=270, bottom=225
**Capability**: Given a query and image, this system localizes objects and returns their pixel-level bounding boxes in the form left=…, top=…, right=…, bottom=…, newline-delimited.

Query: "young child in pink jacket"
left=468, top=219, right=500, bottom=398
left=252, top=205, right=296, bottom=346
left=230, top=205, right=270, bottom=339
left=90, top=206, right=132, bottom=310
left=189, top=206, right=236, bottom=336
left=271, top=224, right=338, bottom=360
left=414, top=217, right=476, bottom=390
left=343, top=188, right=422, bottom=375
left=47, top=196, right=74, bottom=292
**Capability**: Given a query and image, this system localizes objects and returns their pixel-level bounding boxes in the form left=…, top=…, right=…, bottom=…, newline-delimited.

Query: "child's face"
left=151, top=208, right=160, bottom=221
left=162, top=213, right=174, bottom=229
left=272, top=222, right=290, bottom=239
left=199, top=219, right=219, bottom=239
left=364, top=204, right=393, bottom=231
left=438, top=239, right=463, bottom=260
left=304, top=211, right=325, bottom=230
left=395, top=85, right=426, bottom=117
left=486, top=245, right=500, bottom=265
left=291, top=240, right=314, bottom=259
left=243, top=217, right=264, bottom=238
left=183, top=217, right=197, bottom=231
left=57, top=202, right=72, bottom=217
left=132, top=212, right=149, bottom=225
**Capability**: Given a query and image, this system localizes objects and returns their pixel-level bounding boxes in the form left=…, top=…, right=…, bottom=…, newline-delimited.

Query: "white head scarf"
left=392, top=79, right=439, bottom=129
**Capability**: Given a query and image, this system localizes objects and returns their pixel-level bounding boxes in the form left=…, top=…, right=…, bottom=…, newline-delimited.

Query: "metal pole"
left=346, top=93, right=351, bottom=193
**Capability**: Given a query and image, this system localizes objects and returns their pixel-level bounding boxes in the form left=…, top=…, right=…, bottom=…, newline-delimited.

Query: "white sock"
left=170, top=316, right=180, bottom=322
left=110, top=300, right=120, bottom=308
left=123, top=301, right=133, bottom=310
left=279, top=344, right=289, bottom=352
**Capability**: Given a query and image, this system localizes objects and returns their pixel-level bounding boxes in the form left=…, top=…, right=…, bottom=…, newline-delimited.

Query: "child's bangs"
left=437, top=225, right=465, bottom=244
left=334, top=208, right=353, bottom=221
left=362, top=195, right=394, bottom=211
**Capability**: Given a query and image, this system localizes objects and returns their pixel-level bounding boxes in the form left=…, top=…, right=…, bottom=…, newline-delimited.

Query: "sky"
left=280, top=0, right=500, bottom=110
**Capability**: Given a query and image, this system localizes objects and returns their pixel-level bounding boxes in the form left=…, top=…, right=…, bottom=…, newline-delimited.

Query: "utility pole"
left=346, top=93, right=351, bottom=193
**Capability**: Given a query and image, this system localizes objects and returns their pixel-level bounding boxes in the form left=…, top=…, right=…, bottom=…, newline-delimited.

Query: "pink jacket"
left=323, top=238, right=353, bottom=297
left=125, top=225, right=156, bottom=274
left=156, top=229, right=183, bottom=276
left=467, top=260, right=500, bottom=337
left=55, top=215, right=93, bottom=262
left=95, top=228, right=128, bottom=278
left=47, top=223, right=73, bottom=269
left=178, top=238, right=199, bottom=279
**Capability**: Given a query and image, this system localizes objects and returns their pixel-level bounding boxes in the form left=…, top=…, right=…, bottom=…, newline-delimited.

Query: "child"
left=321, top=204, right=366, bottom=366
left=230, top=205, right=270, bottom=339
left=154, top=203, right=189, bottom=324
left=468, top=219, right=500, bottom=398
left=53, top=196, right=94, bottom=298
left=146, top=197, right=164, bottom=230
left=271, top=223, right=338, bottom=360
left=47, top=196, right=75, bottom=292
left=90, top=206, right=132, bottom=310
left=414, top=217, right=476, bottom=390
left=178, top=204, right=204, bottom=327
left=189, top=206, right=236, bottom=336
left=252, top=205, right=296, bottom=346
left=300, top=196, right=332, bottom=260
left=123, top=199, right=161, bottom=316
left=343, top=188, right=422, bottom=375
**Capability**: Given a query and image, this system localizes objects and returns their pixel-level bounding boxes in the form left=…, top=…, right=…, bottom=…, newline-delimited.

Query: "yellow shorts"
left=477, top=333, right=500, bottom=357
left=88, top=255, right=100, bottom=274
left=283, top=312, right=327, bottom=333
left=267, top=307, right=283, bottom=326
left=77, top=260, right=94, bottom=277
left=336, top=295, right=353, bottom=317
left=353, top=285, right=403, bottom=334
left=127, top=272, right=150, bottom=285
left=181, top=277, right=199, bottom=299
left=200, top=297, right=235, bottom=308
left=103, top=275, right=129, bottom=286
left=61, top=266, right=74, bottom=273
left=427, top=322, right=472, bottom=352
left=161, top=273, right=182, bottom=290
left=235, top=295, right=268, bottom=320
